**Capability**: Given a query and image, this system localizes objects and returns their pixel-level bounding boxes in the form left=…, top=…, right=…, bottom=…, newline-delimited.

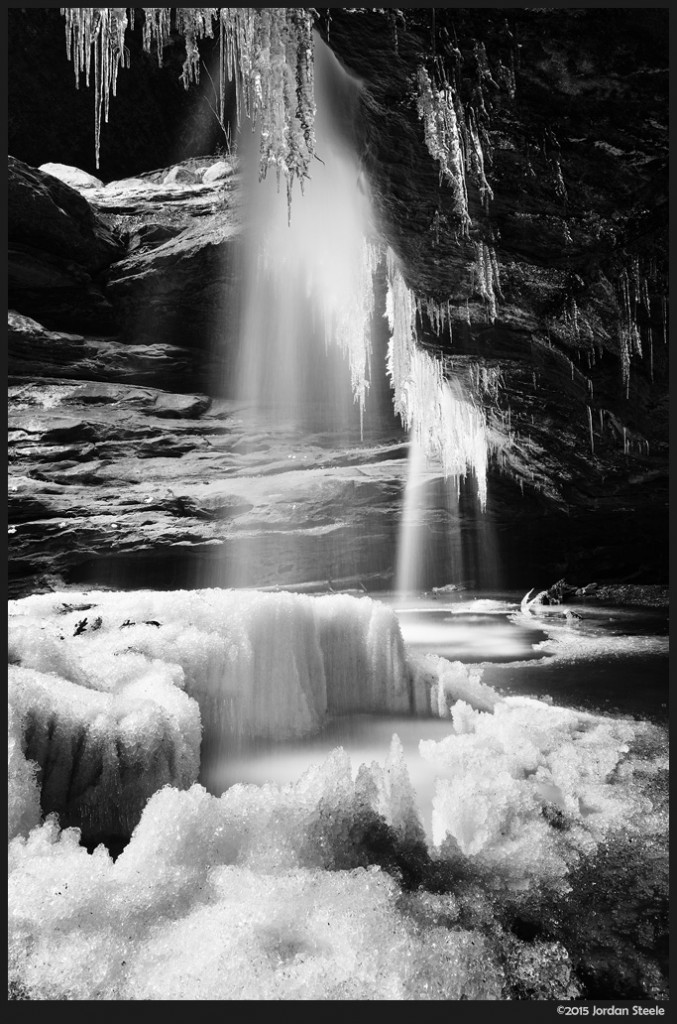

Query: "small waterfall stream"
left=234, top=34, right=376, bottom=434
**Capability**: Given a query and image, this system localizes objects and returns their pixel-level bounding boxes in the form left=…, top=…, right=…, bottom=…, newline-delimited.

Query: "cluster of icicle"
left=60, top=7, right=316, bottom=209
left=327, top=240, right=382, bottom=431
left=415, top=66, right=471, bottom=233
left=617, top=259, right=654, bottom=397
left=473, top=241, right=502, bottom=323
left=415, top=67, right=495, bottom=228
left=384, top=249, right=489, bottom=508
left=61, top=7, right=131, bottom=168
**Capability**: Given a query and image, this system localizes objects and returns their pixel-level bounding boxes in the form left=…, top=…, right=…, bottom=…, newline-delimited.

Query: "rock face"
left=319, top=8, right=668, bottom=512
left=8, top=157, right=123, bottom=332
left=6, top=9, right=669, bottom=598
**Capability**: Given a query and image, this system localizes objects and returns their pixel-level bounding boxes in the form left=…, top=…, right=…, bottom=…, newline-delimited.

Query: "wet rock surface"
left=8, top=380, right=410, bottom=598
left=534, top=580, right=669, bottom=610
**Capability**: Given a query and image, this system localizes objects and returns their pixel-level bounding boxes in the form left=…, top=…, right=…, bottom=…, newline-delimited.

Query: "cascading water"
left=384, top=251, right=498, bottom=596
left=395, top=452, right=504, bottom=597
left=218, top=31, right=386, bottom=589
left=395, top=436, right=428, bottom=597
left=234, top=33, right=376, bottom=436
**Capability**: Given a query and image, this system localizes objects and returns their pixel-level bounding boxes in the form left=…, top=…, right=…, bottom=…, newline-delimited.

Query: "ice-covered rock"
left=412, top=654, right=501, bottom=716
left=8, top=701, right=41, bottom=841
left=203, top=160, right=233, bottom=183
left=8, top=588, right=415, bottom=744
left=38, top=162, right=104, bottom=190
left=8, top=663, right=201, bottom=840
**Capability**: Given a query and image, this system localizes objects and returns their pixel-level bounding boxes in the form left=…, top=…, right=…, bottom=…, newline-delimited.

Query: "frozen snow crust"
left=8, top=588, right=668, bottom=1000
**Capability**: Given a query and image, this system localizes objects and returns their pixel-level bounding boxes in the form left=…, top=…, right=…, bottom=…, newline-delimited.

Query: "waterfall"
left=235, top=33, right=376, bottom=435
left=229, top=33, right=495, bottom=597
left=395, top=447, right=503, bottom=596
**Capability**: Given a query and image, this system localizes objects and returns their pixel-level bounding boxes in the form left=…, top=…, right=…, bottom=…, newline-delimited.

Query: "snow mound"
left=420, top=696, right=665, bottom=885
left=8, top=772, right=581, bottom=1001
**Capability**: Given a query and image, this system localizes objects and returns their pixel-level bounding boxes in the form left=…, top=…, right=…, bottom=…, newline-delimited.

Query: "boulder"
left=203, top=160, right=233, bottom=184
left=8, top=156, right=123, bottom=333
left=163, top=165, right=200, bottom=185
left=38, top=162, right=104, bottom=191
left=9, top=156, right=121, bottom=272
left=105, top=220, right=241, bottom=350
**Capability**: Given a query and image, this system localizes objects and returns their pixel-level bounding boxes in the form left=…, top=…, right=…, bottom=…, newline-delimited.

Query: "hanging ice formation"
left=385, top=250, right=489, bottom=509
left=60, top=8, right=490, bottom=499
left=60, top=7, right=316, bottom=210
left=415, top=66, right=471, bottom=234
left=617, top=260, right=652, bottom=398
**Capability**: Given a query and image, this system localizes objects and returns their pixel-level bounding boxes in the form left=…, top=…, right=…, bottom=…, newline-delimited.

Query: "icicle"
left=60, top=8, right=317, bottom=202
left=174, top=8, right=216, bottom=89
left=586, top=406, right=594, bottom=455
left=466, top=107, right=494, bottom=209
left=416, top=295, right=453, bottom=338
left=61, top=7, right=130, bottom=167
left=473, top=242, right=501, bottom=322
left=415, top=66, right=471, bottom=234
left=329, top=239, right=381, bottom=433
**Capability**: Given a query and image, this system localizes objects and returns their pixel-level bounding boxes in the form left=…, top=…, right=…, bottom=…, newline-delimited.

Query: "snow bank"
left=8, top=762, right=581, bottom=1001
left=511, top=607, right=669, bottom=662
left=420, top=696, right=665, bottom=885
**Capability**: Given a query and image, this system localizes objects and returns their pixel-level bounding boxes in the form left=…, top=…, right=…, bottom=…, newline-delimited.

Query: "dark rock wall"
left=317, top=7, right=668, bottom=582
